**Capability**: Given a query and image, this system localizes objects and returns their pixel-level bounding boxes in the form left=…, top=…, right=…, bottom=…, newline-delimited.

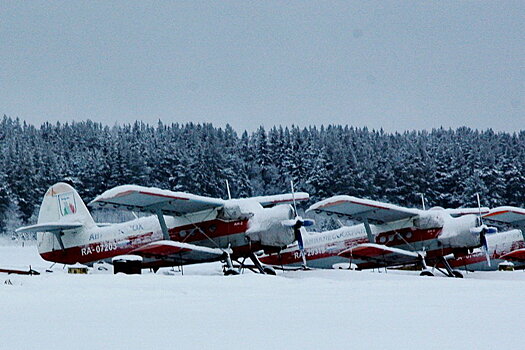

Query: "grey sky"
left=1, top=1, right=523, bottom=132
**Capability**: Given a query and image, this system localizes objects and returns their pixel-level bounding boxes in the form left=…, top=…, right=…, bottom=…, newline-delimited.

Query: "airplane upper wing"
left=89, top=185, right=225, bottom=215
left=339, top=243, right=420, bottom=266
left=130, top=240, right=227, bottom=265
left=307, top=195, right=420, bottom=224
left=15, top=222, right=83, bottom=233
left=483, top=206, right=525, bottom=228
left=247, top=193, right=309, bottom=207
left=445, top=207, right=490, bottom=217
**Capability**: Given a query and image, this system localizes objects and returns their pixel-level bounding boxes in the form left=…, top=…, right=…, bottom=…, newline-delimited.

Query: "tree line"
left=1, top=115, right=524, bottom=236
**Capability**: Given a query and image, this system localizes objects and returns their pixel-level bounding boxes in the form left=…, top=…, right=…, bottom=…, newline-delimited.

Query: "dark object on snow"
left=67, top=264, right=89, bottom=274
left=0, top=266, right=40, bottom=275
left=113, top=256, right=142, bottom=275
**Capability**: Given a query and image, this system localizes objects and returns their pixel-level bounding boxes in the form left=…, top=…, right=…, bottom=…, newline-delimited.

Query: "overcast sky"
left=1, top=1, right=523, bottom=132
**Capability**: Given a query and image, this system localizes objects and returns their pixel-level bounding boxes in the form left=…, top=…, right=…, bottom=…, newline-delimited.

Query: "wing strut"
left=155, top=209, right=171, bottom=241
left=363, top=218, right=374, bottom=243
left=54, top=231, right=65, bottom=251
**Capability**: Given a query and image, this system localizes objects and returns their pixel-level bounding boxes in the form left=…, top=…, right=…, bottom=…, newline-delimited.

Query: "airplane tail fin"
left=38, top=182, right=95, bottom=228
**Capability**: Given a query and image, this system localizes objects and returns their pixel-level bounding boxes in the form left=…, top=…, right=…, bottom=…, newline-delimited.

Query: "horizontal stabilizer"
left=16, top=222, right=83, bottom=233
left=339, top=243, right=420, bottom=266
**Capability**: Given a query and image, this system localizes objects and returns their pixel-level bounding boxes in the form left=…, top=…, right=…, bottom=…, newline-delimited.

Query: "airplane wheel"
left=452, top=270, right=463, bottom=278
left=262, top=266, right=277, bottom=275
left=224, top=269, right=239, bottom=276
left=420, top=270, right=434, bottom=277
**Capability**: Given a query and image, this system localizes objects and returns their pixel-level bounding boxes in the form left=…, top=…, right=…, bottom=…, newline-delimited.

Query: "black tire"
left=262, top=266, right=277, bottom=275
left=420, top=270, right=434, bottom=277
left=224, top=269, right=239, bottom=276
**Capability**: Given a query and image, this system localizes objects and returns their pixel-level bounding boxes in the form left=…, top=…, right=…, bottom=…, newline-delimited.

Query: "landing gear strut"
left=223, top=253, right=276, bottom=276
left=249, top=253, right=276, bottom=275
left=419, top=256, right=463, bottom=278
left=439, top=257, right=463, bottom=278
left=418, top=254, right=434, bottom=277
left=222, top=248, right=239, bottom=276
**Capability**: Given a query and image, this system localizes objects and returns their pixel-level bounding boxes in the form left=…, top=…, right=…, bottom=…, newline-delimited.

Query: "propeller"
left=281, top=180, right=314, bottom=268
left=476, top=193, right=493, bottom=267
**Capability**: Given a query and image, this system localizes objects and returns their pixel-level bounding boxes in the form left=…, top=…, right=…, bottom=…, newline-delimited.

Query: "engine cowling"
left=245, top=205, right=295, bottom=247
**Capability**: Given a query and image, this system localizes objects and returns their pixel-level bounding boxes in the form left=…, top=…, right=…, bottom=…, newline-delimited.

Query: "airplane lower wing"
left=339, top=243, right=421, bottom=266
left=500, top=248, right=525, bottom=262
left=130, top=240, right=228, bottom=265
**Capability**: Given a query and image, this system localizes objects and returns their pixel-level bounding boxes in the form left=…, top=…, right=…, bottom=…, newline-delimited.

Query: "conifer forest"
left=1, top=115, right=524, bottom=236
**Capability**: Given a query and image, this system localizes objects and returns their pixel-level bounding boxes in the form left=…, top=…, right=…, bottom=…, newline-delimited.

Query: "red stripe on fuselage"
left=261, top=227, right=444, bottom=267
left=167, top=218, right=249, bottom=242
left=41, top=231, right=156, bottom=264
left=41, top=218, right=249, bottom=265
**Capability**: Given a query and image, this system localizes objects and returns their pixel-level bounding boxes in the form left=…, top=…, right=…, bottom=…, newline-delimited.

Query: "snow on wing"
left=88, top=185, right=225, bottom=215
left=445, top=207, right=490, bottom=217
left=307, top=195, right=420, bottom=224
left=247, top=192, right=309, bottom=207
left=339, top=243, right=420, bottom=266
left=130, top=240, right=226, bottom=264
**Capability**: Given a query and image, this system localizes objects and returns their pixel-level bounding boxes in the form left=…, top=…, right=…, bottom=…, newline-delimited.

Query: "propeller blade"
left=290, top=180, right=298, bottom=216
left=302, top=219, right=315, bottom=227
left=294, top=226, right=307, bottom=267
left=476, top=193, right=484, bottom=226
left=474, top=194, right=491, bottom=266
left=479, top=226, right=491, bottom=267
left=288, top=180, right=312, bottom=268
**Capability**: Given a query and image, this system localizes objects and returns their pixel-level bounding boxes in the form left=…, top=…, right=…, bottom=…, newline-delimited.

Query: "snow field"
left=1, top=245, right=524, bottom=350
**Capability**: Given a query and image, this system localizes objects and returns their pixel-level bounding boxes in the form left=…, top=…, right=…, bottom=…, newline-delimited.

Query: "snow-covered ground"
left=1, top=244, right=524, bottom=350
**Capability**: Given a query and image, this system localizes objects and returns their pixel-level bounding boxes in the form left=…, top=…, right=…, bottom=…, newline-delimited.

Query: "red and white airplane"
left=454, top=206, right=525, bottom=269
left=16, top=182, right=312, bottom=275
left=260, top=195, right=495, bottom=277
left=446, top=228, right=525, bottom=271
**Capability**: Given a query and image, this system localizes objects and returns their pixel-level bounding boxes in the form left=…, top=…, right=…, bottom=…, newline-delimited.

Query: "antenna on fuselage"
left=225, top=180, right=232, bottom=200
left=420, top=193, right=426, bottom=211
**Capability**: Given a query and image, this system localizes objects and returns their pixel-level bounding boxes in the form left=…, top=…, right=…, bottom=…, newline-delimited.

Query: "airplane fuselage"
left=447, top=229, right=525, bottom=271
left=38, top=205, right=292, bottom=267
left=260, top=212, right=483, bottom=269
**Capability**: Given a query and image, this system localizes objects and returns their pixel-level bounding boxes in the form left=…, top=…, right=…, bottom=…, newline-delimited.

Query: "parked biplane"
left=475, top=206, right=525, bottom=266
left=446, top=229, right=525, bottom=271
left=261, top=195, right=495, bottom=277
left=17, top=182, right=312, bottom=275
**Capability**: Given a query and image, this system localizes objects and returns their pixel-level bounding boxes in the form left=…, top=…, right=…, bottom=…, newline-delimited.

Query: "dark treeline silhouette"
left=1, top=115, right=525, bottom=235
